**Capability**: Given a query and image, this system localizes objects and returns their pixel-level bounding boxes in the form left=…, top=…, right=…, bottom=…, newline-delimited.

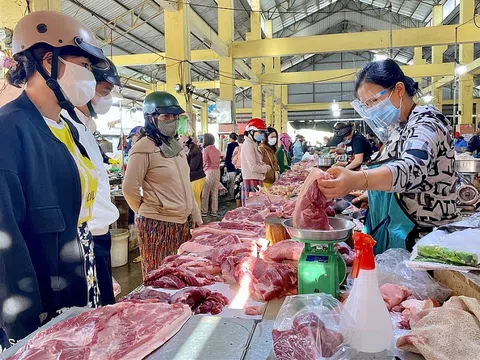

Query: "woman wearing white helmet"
left=0, top=11, right=108, bottom=343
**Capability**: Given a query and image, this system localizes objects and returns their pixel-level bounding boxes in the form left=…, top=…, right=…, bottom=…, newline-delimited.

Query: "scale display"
left=305, top=255, right=329, bottom=263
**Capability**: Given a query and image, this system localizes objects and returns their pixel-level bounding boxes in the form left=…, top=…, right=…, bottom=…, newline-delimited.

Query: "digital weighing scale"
left=283, top=218, right=355, bottom=298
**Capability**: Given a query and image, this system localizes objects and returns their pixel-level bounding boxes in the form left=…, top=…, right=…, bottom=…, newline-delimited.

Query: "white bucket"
left=110, top=229, right=129, bottom=267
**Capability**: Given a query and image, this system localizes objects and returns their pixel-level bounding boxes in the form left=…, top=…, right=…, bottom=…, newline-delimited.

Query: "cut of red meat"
left=194, top=292, right=230, bottom=315
left=380, top=283, right=412, bottom=311
left=262, top=240, right=304, bottom=263
left=191, top=225, right=259, bottom=242
left=234, top=257, right=298, bottom=301
left=221, top=255, right=243, bottom=282
left=244, top=305, right=263, bottom=316
left=161, top=254, right=221, bottom=275
left=144, top=267, right=222, bottom=289
left=148, top=275, right=186, bottom=289
left=274, top=312, right=344, bottom=360
left=170, top=287, right=211, bottom=308
left=177, top=241, right=214, bottom=255
left=119, top=289, right=171, bottom=303
left=272, top=329, right=318, bottom=360
left=194, top=233, right=242, bottom=247
left=292, top=168, right=333, bottom=230
left=333, top=242, right=355, bottom=266
left=210, top=242, right=257, bottom=264
left=10, top=302, right=191, bottom=360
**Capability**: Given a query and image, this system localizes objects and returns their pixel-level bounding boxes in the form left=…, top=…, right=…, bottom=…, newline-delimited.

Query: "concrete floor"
left=112, top=196, right=237, bottom=298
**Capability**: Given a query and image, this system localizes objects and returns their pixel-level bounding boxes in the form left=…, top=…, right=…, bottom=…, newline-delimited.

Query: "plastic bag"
left=413, top=228, right=480, bottom=266
left=218, top=182, right=228, bottom=196
left=273, top=294, right=358, bottom=360
left=177, top=114, right=194, bottom=136
left=375, top=248, right=451, bottom=303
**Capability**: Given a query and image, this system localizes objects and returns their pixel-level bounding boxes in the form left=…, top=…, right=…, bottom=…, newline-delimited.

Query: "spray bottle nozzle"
left=351, top=233, right=376, bottom=279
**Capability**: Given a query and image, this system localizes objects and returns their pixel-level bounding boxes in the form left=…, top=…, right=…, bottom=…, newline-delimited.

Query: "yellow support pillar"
left=249, top=0, right=262, bottom=119
left=413, top=47, right=426, bottom=85
left=30, top=0, right=61, bottom=12
left=218, top=0, right=235, bottom=122
left=281, top=85, right=288, bottom=132
left=431, top=5, right=447, bottom=110
left=458, top=0, right=474, bottom=124
left=263, top=20, right=274, bottom=126
left=201, top=103, right=208, bottom=134
left=164, top=1, right=193, bottom=129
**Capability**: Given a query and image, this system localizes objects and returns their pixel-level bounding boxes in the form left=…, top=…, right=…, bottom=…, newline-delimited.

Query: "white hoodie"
left=61, top=109, right=119, bottom=235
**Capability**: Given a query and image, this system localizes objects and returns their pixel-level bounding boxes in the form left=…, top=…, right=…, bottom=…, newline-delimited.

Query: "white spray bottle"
left=343, top=233, right=392, bottom=353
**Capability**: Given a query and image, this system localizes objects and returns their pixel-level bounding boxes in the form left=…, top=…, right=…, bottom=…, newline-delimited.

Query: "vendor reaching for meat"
left=240, top=118, right=271, bottom=205
left=123, top=91, right=202, bottom=279
left=318, top=59, right=458, bottom=254
left=332, top=122, right=372, bottom=170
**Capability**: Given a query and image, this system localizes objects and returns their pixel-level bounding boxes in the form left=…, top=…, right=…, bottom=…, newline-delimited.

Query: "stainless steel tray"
left=282, top=218, right=354, bottom=242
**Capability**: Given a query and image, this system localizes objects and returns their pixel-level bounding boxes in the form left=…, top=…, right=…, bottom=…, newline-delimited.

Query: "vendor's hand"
left=352, top=191, right=368, bottom=205
left=192, top=218, right=203, bottom=228
left=334, top=161, right=347, bottom=168
left=328, top=149, right=337, bottom=154
left=318, top=167, right=362, bottom=199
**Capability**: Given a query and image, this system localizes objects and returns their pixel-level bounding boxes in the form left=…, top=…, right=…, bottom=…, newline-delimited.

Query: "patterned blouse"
left=376, top=105, right=458, bottom=227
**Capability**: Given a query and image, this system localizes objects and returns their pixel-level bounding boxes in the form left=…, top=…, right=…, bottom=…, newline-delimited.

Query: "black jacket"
left=187, top=144, right=206, bottom=182
left=0, top=92, right=89, bottom=341
left=225, top=142, right=238, bottom=173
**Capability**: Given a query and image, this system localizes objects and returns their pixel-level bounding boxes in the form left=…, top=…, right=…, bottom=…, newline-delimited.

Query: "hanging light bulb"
left=422, top=95, right=433, bottom=103
left=373, top=52, right=389, bottom=62
left=456, top=65, right=467, bottom=76
left=333, top=109, right=341, bottom=117
left=331, top=100, right=340, bottom=112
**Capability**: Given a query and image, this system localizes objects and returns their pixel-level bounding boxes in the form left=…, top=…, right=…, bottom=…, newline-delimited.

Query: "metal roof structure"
left=60, top=0, right=471, bottom=123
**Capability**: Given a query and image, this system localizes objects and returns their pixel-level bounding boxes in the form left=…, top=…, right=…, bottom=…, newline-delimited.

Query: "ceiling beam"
left=259, top=63, right=455, bottom=85
left=189, top=7, right=229, bottom=57
left=230, top=21, right=480, bottom=59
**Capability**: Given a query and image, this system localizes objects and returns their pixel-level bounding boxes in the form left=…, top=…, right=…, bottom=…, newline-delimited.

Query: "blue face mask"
left=254, top=133, right=264, bottom=142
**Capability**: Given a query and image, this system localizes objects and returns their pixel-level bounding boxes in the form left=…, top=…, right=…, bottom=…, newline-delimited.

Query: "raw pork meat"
left=334, top=242, right=355, bottom=266
left=245, top=305, right=263, bottom=316
left=262, top=240, right=304, bottom=263
left=119, top=289, right=171, bottom=303
left=170, top=288, right=229, bottom=315
left=162, top=254, right=221, bottom=275
left=380, top=283, right=412, bottom=310
left=10, top=302, right=191, bottom=360
left=273, top=313, right=344, bottom=360
left=170, top=287, right=211, bottom=308
left=195, top=292, right=230, bottom=315
left=235, top=257, right=298, bottom=301
left=177, top=241, right=214, bottom=255
left=292, top=168, right=333, bottom=230
left=191, top=224, right=259, bottom=242
left=145, top=267, right=222, bottom=289
left=210, top=242, right=257, bottom=264
left=221, top=255, right=244, bottom=282
left=399, top=299, right=438, bottom=329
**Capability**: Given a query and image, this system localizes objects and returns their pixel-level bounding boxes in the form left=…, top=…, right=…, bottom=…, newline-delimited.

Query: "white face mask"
left=268, top=137, right=277, bottom=146
left=91, top=93, right=113, bottom=115
left=57, top=57, right=96, bottom=107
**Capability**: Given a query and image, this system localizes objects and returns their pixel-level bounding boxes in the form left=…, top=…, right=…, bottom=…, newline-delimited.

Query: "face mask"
left=254, top=133, right=264, bottom=142
left=91, top=93, right=113, bottom=115
left=57, top=58, right=96, bottom=107
left=344, top=138, right=351, bottom=145
left=268, top=137, right=277, bottom=146
left=156, top=117, right=179, bottom=137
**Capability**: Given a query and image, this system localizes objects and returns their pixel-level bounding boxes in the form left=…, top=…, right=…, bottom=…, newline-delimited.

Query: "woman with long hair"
left=259, top=127, right=280, bottom=188
left=123, top=91, right=202, bottom=278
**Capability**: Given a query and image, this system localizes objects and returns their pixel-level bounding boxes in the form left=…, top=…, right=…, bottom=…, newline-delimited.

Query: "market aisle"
left=112, top=197, right=237, bottom=298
